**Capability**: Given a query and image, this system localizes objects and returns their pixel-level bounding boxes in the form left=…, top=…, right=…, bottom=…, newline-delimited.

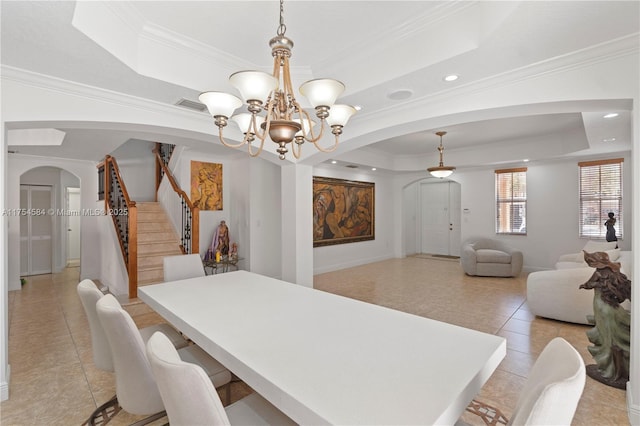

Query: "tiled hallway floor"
left=1, top=257, right=631, bottom=425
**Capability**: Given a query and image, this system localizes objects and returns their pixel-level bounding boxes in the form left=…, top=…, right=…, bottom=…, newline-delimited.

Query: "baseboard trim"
left=1, top=365, right=10, bottom=401
left=627, top=382, right=640, bottom=425
left=313, top=254, right=394, bottom=275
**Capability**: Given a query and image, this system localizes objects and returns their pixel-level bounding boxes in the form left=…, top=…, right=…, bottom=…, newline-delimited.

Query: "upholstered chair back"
left=77, top=279, right=114, bottom=372
left=146, top=331, right=231, bottom=426
left=163, top=253, right=206, bottom=282
left=508, top=337, right=585, bottom=425
left=96, top=294, right=165, bottom=416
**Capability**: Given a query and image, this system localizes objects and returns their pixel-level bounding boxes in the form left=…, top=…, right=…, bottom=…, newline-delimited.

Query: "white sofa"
left=527, top=241, right=632, bottom=325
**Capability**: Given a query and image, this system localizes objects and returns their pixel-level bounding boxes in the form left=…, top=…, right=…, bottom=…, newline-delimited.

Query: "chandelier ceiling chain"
left=427, top=131, right=456, bottom=178
left=198, top=0, right=356, bottom=160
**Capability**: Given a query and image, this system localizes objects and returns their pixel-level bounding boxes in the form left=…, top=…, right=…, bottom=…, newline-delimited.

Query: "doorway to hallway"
left=20, top=184, right=53, bottom=275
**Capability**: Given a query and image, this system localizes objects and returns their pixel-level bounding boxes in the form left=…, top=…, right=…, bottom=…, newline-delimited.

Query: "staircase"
left=136, top=202, right=183, bottom=286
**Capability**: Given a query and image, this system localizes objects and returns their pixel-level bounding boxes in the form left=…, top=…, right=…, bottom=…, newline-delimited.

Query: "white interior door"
left=20, top=185, right=53, bottom=275
left=420, top=182, right=450, bottom=254
left=67, top=187, right=81, bottom=263
left=420, top=181, right=461, bottom=256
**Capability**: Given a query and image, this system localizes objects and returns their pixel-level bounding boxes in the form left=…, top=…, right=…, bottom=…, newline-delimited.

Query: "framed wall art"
left=313, top=176, right=375, bottom=247
left=191, top=161, right=223, bottom=211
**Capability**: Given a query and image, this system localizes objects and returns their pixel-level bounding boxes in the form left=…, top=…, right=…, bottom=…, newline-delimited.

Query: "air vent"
left=175, top=98, right=207, bottom=112
left=345, top=164, right=359, bottom=169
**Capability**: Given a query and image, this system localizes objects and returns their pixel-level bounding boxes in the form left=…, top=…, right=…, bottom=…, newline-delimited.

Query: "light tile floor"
left=1, top=257, right=631, bottom=425
left=314, top=257, right=630, bottom=426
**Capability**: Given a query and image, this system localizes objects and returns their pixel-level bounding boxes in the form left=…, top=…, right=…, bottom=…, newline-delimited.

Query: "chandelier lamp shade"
left=427, top=131, right=456, bottom=178
left=198, top=0, right=357, bottom=160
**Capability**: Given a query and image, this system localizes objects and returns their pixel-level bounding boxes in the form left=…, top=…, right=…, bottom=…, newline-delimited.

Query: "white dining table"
left=139, top=270, right=506, bottom=425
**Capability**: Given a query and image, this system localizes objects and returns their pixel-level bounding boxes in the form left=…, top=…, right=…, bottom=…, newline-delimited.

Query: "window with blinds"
left=579, top=158, right=623, bottom=239
left=495, top=168, right=527, bottom=234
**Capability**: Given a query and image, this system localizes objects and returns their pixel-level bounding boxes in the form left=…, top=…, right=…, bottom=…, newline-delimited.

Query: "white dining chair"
left=77, top=279, right=189, bottom=425
left=163, top=253, right=206, bottom=282
left=96, top=294, right=232, bottom=425
left=146, top=331, right=297, bottom=426
left=462, top=337, right=586, bottom=425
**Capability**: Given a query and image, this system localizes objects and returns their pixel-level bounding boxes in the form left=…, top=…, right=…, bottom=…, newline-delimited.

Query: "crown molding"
left=1, top=65, right=208, bottom=121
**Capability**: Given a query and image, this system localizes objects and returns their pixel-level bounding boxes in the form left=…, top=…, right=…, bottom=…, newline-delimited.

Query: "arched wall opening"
left=19, top=166, right=81, bottom=277
left=402, top=177, right=462, bottom=258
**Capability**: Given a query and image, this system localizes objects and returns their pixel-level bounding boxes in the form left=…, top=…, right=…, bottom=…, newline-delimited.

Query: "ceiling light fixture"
left=427, top=131, right=456, bottom=178
left=198, top=0, right=356, bottom=160
left=603, top=113, right=619, bottom=119
left=443, top=74, right=459, bottom=82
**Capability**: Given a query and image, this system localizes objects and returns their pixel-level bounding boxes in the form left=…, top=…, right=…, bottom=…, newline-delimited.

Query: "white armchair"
left=461, top=238, right=523, bottom=277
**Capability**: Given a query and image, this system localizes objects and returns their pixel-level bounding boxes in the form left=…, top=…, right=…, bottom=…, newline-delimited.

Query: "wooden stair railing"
left=102, top=155, right=138, bottom=299
left=153, top=143, right=199, bottom=255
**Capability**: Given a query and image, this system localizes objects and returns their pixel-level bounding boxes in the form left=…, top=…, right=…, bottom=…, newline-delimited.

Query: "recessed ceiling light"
left=443, top=74, right=459, bottom=82
left=371, top=168, right=377, bottom=171
left=603, top=138, right=617, bottom=142
left=331, top=160, right=337, bottom=164
left=523, top=159, right=529, bottom=162
left=603, top=113, right=619, bottom=119
left=387, top=89, right=413, bottom=101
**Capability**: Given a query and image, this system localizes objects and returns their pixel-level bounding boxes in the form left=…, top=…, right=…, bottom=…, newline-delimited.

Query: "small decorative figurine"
left=579, top=250, right=631, bottom=389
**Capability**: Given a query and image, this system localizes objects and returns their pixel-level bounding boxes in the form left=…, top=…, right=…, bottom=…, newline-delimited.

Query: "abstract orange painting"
left=313, top=176, right=374, bottom=247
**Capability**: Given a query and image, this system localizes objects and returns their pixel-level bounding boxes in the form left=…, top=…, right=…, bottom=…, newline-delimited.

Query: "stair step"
left=138, top=221, right=174, bottom=232
left=137, top=211, right=171, bottom=222
left=139, top=241, right=183, bottom=255
left=138, top=251, right=183, bottom=266
left=138, top=231, right=179, bottom=243
left=136, top=202, right=163, bottom=211
left=138, top=267, right=164, bottom=283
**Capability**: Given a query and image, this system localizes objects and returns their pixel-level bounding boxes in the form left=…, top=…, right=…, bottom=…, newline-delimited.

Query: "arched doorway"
left=19, top=166, right=80, bottom=276
left=403, top=178, right=461, bottom=257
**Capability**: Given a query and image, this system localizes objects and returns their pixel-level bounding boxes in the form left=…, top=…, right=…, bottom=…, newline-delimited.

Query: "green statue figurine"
left=579, top=250, right=631, bottom=389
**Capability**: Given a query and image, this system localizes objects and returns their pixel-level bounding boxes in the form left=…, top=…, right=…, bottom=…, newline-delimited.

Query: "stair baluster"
left=153, top=143, right=199, bottom=255
left=104, top=155, right=138, bottom=298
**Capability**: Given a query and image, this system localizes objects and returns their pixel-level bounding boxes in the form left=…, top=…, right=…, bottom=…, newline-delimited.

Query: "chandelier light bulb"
left=198, top=92, right=242, bottom=122
left=229, top=71, right=278, bottom=104
left=299, top=78, right=345, bottom=108
left=326, top=105, right=357, bottom=127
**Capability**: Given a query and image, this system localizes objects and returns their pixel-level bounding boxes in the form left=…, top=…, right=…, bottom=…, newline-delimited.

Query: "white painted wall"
left=110, top=140, right=156, bottom=202
left=312, top=166, right=395, bottom=275
left=1, top=120, right=9, bottom=401
left=250, top=159, right=282, bottom=279
left=454, top=157, right=632, bottom=271
left=627, top=97, right=639, bottom=425
left=394, top=155, right=633, bottom=273
left=403, top=183, right=418, bottom=256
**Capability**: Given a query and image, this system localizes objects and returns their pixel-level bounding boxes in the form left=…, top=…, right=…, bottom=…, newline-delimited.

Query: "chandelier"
left=198, top=0, right=356, bottom=160
left=427, top=131, right=456, bottom=178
